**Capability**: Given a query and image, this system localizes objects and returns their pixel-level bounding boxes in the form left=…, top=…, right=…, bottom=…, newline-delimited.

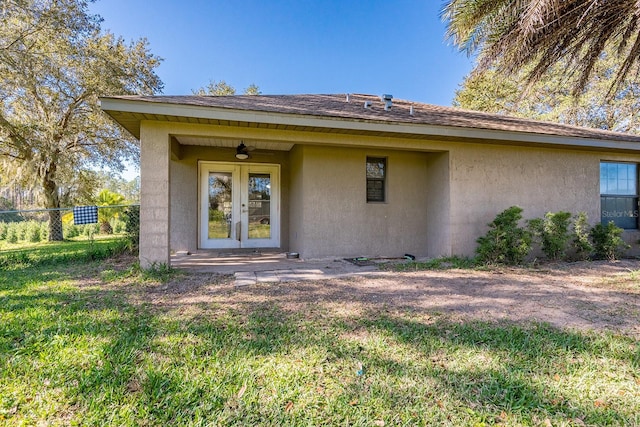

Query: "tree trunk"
left=100, top=221, right=113, bottom=235
left=41, top=158, right=64, bottom=241
left=48, top=209, right=64, bottom=241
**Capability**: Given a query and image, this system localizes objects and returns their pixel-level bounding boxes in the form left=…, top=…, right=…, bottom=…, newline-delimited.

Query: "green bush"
left=40, top=222, right=48, bottom=241
left=476, top=206, right=532, bottom=265
left=16, top=221, right=28, bottom=241
left=112, top=218, right=125, bottom=234
left=123, top=205, right=140, bottom=251
left=572, top=212, right=593, bottom=260
left=83, top=223, right=98, bottom=238
left=6, top=226, right=18, bottom=244
left=528, top=211, right=572, bottom=260
left=590, top=221, right=629, bottom=260
left=0, top=222, right=7, bottom=240
left=25, top=222, right=41, bottom=243
left=64, top=223, right=81, bottom=238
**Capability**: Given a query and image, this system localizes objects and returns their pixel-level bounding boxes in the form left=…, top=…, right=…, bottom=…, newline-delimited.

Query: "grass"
left=0, top=252, right=639, bottom=425
left=0, top=236, right=130, bottom=269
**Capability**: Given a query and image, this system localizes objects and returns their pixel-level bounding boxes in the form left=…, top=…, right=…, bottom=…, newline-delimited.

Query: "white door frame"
left=199, top=161, right=280, bottom=249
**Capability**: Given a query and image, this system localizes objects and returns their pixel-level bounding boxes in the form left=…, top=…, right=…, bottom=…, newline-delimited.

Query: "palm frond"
left=444, top=0, right=640, bottom=95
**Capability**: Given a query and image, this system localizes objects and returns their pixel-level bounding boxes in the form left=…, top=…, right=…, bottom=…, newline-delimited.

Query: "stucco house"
left=100, top=93, right=640, bottom=267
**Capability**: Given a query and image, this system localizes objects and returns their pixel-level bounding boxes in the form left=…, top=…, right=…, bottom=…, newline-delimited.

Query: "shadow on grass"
left=355, top=312, right=639, bottom=425
left=1, top=262, right=639, bottom=425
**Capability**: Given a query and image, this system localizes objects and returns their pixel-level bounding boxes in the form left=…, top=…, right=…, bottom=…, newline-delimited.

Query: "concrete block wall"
left=139, top=121, right=171, bottom=268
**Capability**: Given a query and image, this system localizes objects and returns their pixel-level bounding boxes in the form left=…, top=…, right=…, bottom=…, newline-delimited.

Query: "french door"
left=199, top=162, right=280, bottom=249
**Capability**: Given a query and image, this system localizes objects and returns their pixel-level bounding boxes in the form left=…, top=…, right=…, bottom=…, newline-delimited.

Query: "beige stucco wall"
left=447, top=144, right=640, bottom=256
left=289, top=145, right=435, bottom=259
left=139, top=119, right=640, bottom=266
left=425, top=152, right=451, bottom=257
left=289, top=142, right=640, bottom=260
left=288, top=145, right=305, bottom=255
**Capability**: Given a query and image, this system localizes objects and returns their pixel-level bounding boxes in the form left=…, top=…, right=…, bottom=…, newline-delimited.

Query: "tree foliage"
left=453, top=49, right=640, bottom=134
left=0, top=0, right=162, bottom=240
left=444, top=0, right=640, bottom=96
left=96, top=189, right=125, bottom=234
left=192, top=80, right=261, bottom=96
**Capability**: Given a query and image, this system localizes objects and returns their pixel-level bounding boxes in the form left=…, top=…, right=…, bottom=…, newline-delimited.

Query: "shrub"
left=112, top=218, right=125, bottom=234
left=528, top=211, right=572, bottom=260
left=40, top=222, right=48, bottom=241
left=123, top=205, right=140, bottom=251
left=572, top=212, right=593, bottom=260
left=0, top=222, right=7, bottom=240
left=16, top=221, right=28, bottom=241
left=83, top=223, right=98, bottom=238
left=64, top=223, right=81, bottom=238
left=6, top=226, right=18, bottom=244
left=590, top=221, right=629, bottom=260
left=476, top=206, right=532, bottom=265
left=25, top=222, right=41, bottom=243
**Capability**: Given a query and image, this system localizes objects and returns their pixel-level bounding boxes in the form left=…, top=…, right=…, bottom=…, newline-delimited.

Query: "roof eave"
left=99, top=97, right=640, bottom=152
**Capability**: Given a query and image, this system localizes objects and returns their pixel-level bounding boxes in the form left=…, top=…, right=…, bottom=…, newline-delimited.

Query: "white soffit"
left=176, top=136, right=294, bottom=151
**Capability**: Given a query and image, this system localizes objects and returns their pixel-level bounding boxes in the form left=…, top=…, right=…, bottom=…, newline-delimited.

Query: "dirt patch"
left=125, top=259, right=640, bottom=338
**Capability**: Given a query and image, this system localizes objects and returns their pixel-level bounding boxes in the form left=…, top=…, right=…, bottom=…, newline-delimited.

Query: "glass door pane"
left=248, top=173, right=271, bottom=239
left=208, top=172, right=233, bottom=239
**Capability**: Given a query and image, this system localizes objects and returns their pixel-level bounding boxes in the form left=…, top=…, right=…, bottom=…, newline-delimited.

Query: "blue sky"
left=90, top=0, right=475, bottom=106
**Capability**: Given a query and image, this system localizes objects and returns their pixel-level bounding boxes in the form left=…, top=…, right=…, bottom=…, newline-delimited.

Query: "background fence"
left=0, top=205, right=140, bottom=259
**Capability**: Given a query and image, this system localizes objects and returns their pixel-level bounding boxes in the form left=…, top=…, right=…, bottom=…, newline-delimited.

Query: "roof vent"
left=364, top=100, right=372, bottom=108
left=381, top=94, right=393, bottom=111
left=410, top=105, right=414, bottom=116
left=346, top=93, right=350, bottom=103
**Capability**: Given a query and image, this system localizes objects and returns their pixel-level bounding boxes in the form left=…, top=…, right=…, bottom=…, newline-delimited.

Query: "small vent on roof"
left=346, top=93, right=350, bottom=103
left=410, top=105, right=414, bottom=116
left=381, top=94, right=393, bottom=111
left=364, top=100, right=372, bottom=108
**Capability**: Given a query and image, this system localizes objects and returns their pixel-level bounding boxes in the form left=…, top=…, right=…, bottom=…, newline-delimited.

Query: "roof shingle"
left=101, top=93, right=640, bottom=144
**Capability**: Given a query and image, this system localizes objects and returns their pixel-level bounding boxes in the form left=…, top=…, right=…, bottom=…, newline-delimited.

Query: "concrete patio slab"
left=234, top=271, right=257, bottom=287
left=171, top=250, right=388, bottom=285
left=256, top=270, right=279, bottom=283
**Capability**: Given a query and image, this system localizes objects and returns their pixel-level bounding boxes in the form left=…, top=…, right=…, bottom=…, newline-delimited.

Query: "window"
left=600, top=162, right=639, bottom=229
left=366, top=157, right=386, bottom=202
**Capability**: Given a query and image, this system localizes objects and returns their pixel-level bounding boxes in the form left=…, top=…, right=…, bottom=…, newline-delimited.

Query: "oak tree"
left=192, top=80, right=261, bottom=96
left=0, top=0, right=162, bottom=240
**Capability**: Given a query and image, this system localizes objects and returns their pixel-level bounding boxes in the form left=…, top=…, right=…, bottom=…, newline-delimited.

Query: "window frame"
left=600, top=161, right=640, bottom=229
left=366, top=156, right=387, bottom=203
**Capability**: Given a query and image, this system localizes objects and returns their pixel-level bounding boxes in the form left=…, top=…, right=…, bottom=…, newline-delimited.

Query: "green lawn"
left=0, top=249, right=638, bottom=426
left=0, top=236, right=130, bottom=269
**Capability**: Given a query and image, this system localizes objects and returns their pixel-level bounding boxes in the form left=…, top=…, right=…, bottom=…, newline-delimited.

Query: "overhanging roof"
left=99, top=93, right=640, bottom=152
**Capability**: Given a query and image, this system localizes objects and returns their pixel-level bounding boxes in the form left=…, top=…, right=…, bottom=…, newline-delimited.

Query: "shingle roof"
left=102, top=93, right=640, bottom=144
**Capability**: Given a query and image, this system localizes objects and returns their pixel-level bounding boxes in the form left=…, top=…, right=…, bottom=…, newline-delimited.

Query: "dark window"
left=600, top=162, right=639, bottom=229
left=366, top=157, right=386, bottom=202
